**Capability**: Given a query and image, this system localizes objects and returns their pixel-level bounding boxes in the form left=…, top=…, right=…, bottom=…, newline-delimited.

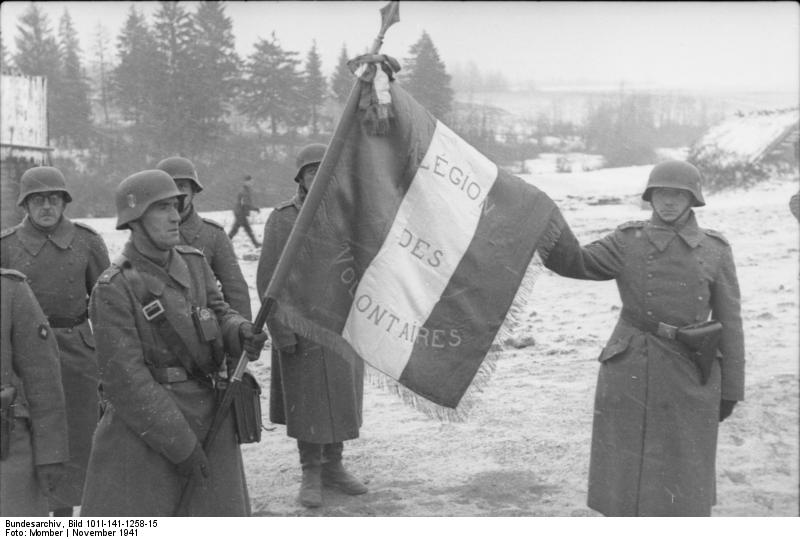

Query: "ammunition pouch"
left=1, top=386, right=17, bottom=461
left=217, top=372, right=263, bottom=444
left=622, top=309, right=723, bottom=385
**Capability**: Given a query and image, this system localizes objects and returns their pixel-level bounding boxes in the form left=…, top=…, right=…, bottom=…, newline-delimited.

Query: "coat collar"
left=179, top=207, right=202, bottom=242
left=645, top=211, right=702, bottom=251
left=16, top=215, right=76, bottom=255
left=123, top=241, right=191, bottom=293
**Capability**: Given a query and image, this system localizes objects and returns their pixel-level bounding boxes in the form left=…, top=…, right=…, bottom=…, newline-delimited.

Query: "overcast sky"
left=1, top=1, right=798, bottom=93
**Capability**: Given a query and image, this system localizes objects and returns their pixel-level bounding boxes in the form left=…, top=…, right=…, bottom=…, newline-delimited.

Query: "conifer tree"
left=302, top=41, right=326, bottom=135
left=113, top=5, right=159, bottom=127
left=0, top=34, right=9, bottom=70
left=58, top=9, right=93, bottom=147
left=152, top=0, right=197, bottom=155
left=13, top=3, right=62, bottom=140
left=240, top=32, right=303, bottom=137
left=190, top=0, right=241, bottom=151
left=401, top=31, right=453, bottom=120
left=330, top=44, right=352, bottom=104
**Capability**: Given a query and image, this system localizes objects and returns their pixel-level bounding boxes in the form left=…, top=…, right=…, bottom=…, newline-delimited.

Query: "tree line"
left=1, top=1, right=455, bottom=216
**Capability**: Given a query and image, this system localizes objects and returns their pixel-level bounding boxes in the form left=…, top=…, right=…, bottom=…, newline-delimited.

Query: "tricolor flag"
left=269, top=80, right=567, bottom=419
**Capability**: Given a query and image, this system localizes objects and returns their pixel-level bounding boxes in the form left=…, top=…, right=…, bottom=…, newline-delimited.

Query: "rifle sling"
left=115, top=255, right=200, bottom=378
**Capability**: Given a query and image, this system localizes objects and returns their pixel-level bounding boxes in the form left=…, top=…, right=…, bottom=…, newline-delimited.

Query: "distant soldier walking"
left=545, top=161, right=745, bottom=516
left=157, top=156, right=252, bottom=318
left=257, top=144, right=367, bottom=509
left=1, top=269, right=69, bottom=517
left=81, top=170, right=267, bottom=516
left=0, top=167, right=110, bottom=516
left=228, top=175, right=261, bottom=248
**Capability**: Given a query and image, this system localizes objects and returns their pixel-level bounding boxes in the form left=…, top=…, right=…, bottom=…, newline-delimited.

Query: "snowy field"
left=74, top=165, right=799, bottom=517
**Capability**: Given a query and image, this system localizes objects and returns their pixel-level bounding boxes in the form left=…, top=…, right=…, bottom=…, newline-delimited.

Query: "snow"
left=71, top=166, right=799, bottom=517
left=692, top=109, right=799, bottom=166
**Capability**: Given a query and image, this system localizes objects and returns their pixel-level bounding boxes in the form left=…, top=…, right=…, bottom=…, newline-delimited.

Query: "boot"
left=297, top=441, right=322, bottom=508
left=322, top=442, right=367, bottom=495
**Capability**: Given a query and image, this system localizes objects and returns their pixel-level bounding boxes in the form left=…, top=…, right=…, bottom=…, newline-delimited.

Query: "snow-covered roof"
left=691, top=108, right=799, bottom=166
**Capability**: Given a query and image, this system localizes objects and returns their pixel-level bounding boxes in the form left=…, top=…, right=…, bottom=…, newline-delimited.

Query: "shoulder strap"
left=115, top=254, right=199, bottom=376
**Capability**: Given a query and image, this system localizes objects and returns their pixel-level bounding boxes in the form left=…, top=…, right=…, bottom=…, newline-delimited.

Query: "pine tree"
left=58, top=9, right=93, bottom=147
left=401, top=31, right=453, bottom=120
left=302, top=41, right=326, bottom=135
left=190, top=0, right=241, bottom=152
left=239, top=33, right=303, bottom=137
left=13, top=3, right=62, bottom=141
left=152, top=0, right=197, bottom=155
left=330, top=44, right=352, bottom=104
left=0, top=34, right=9, bottom=70
left=91, top=23, right=112, bottom=125
left=113, top=5, right=159, bottom=127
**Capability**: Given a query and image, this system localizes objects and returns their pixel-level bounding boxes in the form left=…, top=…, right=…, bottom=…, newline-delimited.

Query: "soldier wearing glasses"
left=1, top=166, right=110, bottom=516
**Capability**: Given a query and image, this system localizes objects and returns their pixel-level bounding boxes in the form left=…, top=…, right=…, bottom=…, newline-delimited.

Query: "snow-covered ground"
left=74, top=165, right=799, bottom=517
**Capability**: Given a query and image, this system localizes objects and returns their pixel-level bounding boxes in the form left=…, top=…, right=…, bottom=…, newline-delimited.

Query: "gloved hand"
left=36, top=463, right=66, bottom=495
left=719, top=399, right=737, bottom=422
left=176, top=443, right=209, bottom=482
left=240, top=322, right=268, bottom=361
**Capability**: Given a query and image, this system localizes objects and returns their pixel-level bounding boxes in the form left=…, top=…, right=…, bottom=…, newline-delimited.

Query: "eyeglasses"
left=27, top=193, right=64, bottom=206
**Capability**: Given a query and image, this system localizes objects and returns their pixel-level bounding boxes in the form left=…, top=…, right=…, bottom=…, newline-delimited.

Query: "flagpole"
left=171, top=3, right=399, bottom=516
left=263, top=0, right=399, bottom=304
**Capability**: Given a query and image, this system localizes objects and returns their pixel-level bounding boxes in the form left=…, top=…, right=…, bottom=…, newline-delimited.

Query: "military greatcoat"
left=81, top=242, right=252, bottom=516
left=256, top=196, right=364, bottom=444
left=545, top=211, right=745, bottom=516
left=0, top=216, right=109, bottom=508
left=0, top=269, right=69, bottom=516
left=179, top=207, right=252, bottom=318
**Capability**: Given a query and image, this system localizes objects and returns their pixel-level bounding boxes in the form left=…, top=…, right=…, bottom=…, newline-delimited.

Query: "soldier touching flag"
left=80, top=170, right=267, bottom=516
left=544, top=161, right=745, bottom=516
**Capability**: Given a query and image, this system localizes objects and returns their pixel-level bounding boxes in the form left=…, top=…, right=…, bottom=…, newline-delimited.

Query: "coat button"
left=646, top=311, right=653, bottom=316
left=698, top=296, right=703, bottom=300
left=647, top=273, right=653, bottom=278
left=646, top=291, right=653, bottom=296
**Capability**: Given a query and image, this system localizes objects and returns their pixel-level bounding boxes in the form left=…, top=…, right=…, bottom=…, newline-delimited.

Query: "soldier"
left=228, top=175, right=261, bottom=248
left=544, top=160, right=744, bottom=516
left=0, top=166, right=110, bottom=517
left=80, top=170, right=267, bottom=516
left=257, top=143, right=367, bottom=509
left=156, top=156, right=252, bottom=318
left=1, top=269, right=69, bottom=516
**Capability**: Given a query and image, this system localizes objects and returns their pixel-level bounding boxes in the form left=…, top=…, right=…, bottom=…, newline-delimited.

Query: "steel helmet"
left=17, top=166, right=72, bottom=205
left=294, top=143, right=327, bottom=182
left=156, top=156, right=204, bottom=192
left=115, top=170, right=186, bottom=230
left=642, top=160, right=705, bottom=207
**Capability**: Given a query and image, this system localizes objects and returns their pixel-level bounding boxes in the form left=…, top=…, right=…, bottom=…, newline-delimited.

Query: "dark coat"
left=0, top=269, right=69, bottom=516
left=256, top=195, right=364, bottom=444
left=1, top=216, right=109, bottom=507
left=179, top=208, right=252, bottom=318
left=81, top=242, right=251, bottom=516
left=546, top=212, right=745, bottom=516
left=234, top=184, right=257, bottom=217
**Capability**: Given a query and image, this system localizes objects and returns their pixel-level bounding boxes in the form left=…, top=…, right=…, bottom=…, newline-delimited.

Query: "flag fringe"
left=272, top=217, right=561, bottom=423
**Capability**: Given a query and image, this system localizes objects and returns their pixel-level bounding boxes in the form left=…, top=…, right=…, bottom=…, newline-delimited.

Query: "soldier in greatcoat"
left=228, top=175, right=261, bottom=248
left=157, top=156, right=252, bottom=318
left=256, top=144, right=367, bottom=508
left=1, top=269, right=69, bottom=516
left=0, top=166, right=110, bottom=516
left=80, top=170, right=267, bottom=516
left=544, top=161, right=745, bottom=516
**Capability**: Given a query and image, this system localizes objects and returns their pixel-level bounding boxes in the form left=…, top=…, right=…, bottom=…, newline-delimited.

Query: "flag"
left=270, top=81, right=566, bottom=420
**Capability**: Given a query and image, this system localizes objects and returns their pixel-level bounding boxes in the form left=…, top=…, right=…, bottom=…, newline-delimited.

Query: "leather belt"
left=48, top=312, right=89, bottom=328
left=620, top=308, right=680, bottom=339
left=150, top=367, right=212, bottom=385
